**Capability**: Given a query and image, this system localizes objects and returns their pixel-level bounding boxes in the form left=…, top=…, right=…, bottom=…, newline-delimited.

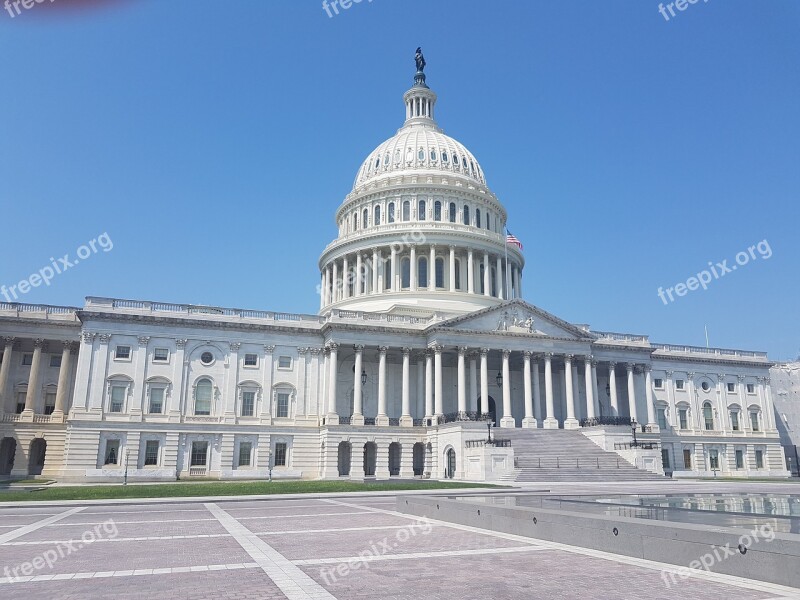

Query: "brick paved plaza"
left=1, top=485, right=798, bottom=599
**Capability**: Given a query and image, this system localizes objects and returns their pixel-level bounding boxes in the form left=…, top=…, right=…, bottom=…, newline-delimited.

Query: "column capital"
left=309, top=347, right=322, bottom=355
left=523, top=350, right=532, bottom=359
left=138, top=336, right=151, bottom=347
left=2, top=336, right=15, bottom=346
left=327, top=342, right=340, bottom=352
left=402, top=347, right=412, bottom=356
left=176, top=338, right=188, bottom=349
left=544, top=352, right=554, bottom=360
left=97, top=334, right=110, bottom=345
left=584, top=354, right=593, bottom=363
left=32, top=338, right=46, bottom=349
left=502, top=349, right=511, bottom=359
left=297, top=347, right=310, bottom=355
left=229, top=342, right=241, bottom=352
left=353, top=344, right=365, bottom=353
left=378, top=346, right=389, bottom=355
left=608, top=361, right=616, bottom=369
left=432, top=344, right=443, bottom=355
left=263, top=344, right=275, bottom=354
left=457, top=346, right=468, bottom=356
left=737, top=374, right=746, bottom=382
left=687, top=371, right=695, bottom=379
left=480, top=348, right=489, bottom=357
left=565, top=354, right=574, bottom=363
left=626, top=362, right=635, bottom=372
left=666, top=369, right=674, bottom=377
left=643, top=364, right=652, bottom=373
left=449, top=244, right=456, bottom=250
left=717, top=373, right=726, bottom=382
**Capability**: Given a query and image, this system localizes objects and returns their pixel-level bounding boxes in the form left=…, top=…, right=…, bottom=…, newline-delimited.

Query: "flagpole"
left=504, top=227, right=510, bottom=300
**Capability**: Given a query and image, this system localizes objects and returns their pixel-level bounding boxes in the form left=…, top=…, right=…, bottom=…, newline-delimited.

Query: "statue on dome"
left=415, top=47, right=426, bottom=73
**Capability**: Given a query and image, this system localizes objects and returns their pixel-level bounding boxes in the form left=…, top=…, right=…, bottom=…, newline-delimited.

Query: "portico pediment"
left=429, top=299, right=594, bottom=340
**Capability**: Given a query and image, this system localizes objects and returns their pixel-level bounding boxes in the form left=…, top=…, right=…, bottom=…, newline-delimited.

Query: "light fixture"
left=496, top=371, right=503, bottom=387
left=361, top=370, right=367, bottom=385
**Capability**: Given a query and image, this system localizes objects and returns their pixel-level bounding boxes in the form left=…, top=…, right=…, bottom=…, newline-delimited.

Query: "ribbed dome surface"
left=353, top=126, right=486, bottom=188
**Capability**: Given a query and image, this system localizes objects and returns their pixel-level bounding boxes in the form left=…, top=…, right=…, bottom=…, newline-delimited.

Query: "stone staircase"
left=498, top=428, right=665, bottom=482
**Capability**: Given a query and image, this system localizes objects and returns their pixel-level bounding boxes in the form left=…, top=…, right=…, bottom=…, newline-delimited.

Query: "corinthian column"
left=564, top=354, right=579, bottom=429
left=400, top=347, right=412, bottom=426
left=433, top=345, right=443, bottom=418
left=457, top=347, right=467, bottom=416
left=23, top=339, right=45, bottom=416
left=627, top=363, right=639, bottom=423
left=584, top=356, right=596, bottom=420
left=376, top=346, right=389, bottom=426
left=352, top=345, right=364, bottom=426
left=543, top=353, right=558, bottom=429
left=0, top=337, right=15, bottom=413
left=326, top=343, right=339, bottom=425
left=500, top=350, right=514, bottom=428
left=522, top=351, right=536, bottom=428
left=52, top=341, right=75, bottom=419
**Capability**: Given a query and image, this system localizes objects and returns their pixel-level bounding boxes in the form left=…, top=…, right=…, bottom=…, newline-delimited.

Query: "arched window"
left=388, top=202, right=395, bottom=223
left=384, top=260, right=392, bottom=290
left=195, top=379, right=213, bottom=416
left=402, top=201, right=410, bottom=222
left=486, top=213, right=491, bottom=230
left=418, top=257, right=428, bottom=288
left=434, top=201, right=442, bottom=221
left=476, top=209, right=481, bottom=229
left=353, top=213, right=358, bottom=231
left=401, top=257, right=410, bottom=289
left=703, top=402, right=714, bottom=430
left=418, top=200, right=426, bottom=221
left=435, top=257, right=445, bottom=288
left=463, top=205, right=470, bottom=225
left=454, top=258, right=462, bottom=290
left=442, top=151, right=449, bottom=163
left=362, top=209, right=369, bottom=229
left=374, top=205, right=381, bottom=226
left=448, top=202, right=456, bottom=223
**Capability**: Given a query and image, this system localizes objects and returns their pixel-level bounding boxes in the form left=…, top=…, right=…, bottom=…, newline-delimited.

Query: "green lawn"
left=0, top=479, right=500, bottom=503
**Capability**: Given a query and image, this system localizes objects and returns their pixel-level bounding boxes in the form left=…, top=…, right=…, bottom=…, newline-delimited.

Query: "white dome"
left=354, top=127, right=487, bottom=188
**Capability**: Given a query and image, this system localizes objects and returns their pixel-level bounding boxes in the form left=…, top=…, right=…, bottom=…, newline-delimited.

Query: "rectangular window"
left=274, top=442, right=287, bottom=467
left=661, top=449, right=671, bottom=469
left=115, top=345, right=131, bottom=360
left=276, top=393, right=290, bottom=418
left=244, top=353, right=258, bottom=367
left=657, top=408, right=667, bottom=430
left=755, top=450, right=764, bottom=469
left=44, top=392, right=56, bottom=415
left=654, top=378, right=663, bottom=390
left=190, top=442, right=208, bottom=467
left=278, top=356, right=292, bottom=369
left=675, top=379, right=685, bottom=390
left=49, top=355, right=62, bottom=368
left=153, top=348, right=169, bottom=363
left=746, top=383, right=755, bottom=394
left=678, top=409, right=688, bottom=430
left=709, top=449, right=719, bottom=470
left=104, top=440, right=120, bottom=465
left=149, top=387, right=165, bottom=414
left=238, top=442, right=252, bottom=467
left=683, top=449, right=692, bottom=469
left=109, top=386, right=126, bottom=413
left=750, top=412, right=760, bottom=432
left=241, top=391, right=255, bottom=417
left=727, top=382, right=736, bottom=393
left=731, top=412, right=740, bottom=431
left=195, top=383, right=212, bottom=416
left=16, top=392, right=26, bottom=414
left=144, top=440, right=159, bottom=466
left=735, top=450, right=744, bottom=469
left=22, top=353, right=33, bottom=366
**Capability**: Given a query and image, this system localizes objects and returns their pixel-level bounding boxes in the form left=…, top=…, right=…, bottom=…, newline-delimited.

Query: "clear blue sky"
left=1, top=0, right=798, bottom=360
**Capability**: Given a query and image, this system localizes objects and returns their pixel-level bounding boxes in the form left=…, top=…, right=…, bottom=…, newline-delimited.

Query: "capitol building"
left=0, top=55, right=791, bottom=482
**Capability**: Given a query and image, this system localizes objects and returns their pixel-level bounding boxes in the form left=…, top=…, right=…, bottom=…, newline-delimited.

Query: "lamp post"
left=495, top=371, right=502, bottom=388
left=487, top=422, right=493, bottom=444
left=268, top=448, right=273, bottom=483
left=123, top=449, right=130, bottom=486
left=631, top=420, right=639, bottom=447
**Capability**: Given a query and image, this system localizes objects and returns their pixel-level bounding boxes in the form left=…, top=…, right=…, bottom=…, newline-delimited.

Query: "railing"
left=593, top=331, right=650, bottom=344
left=438, top=412, right=492, bottom=424
left=184, top=416, right=222, bottom=423
left=0, top=302, right=80, bottom=321
left=85, top=297, right=325, bottom=325
left=580, top=416, right=633, bottom=427
left=339, top=416, right=352, bottom=425
left=0, top=414, right=21, bottom=423
left=465, top=438, right=512, bottom=448
left=388, top=418, right=401, bottom=426
left=363, top=417, right=376, bottom=426
left=651, top=343, right=768, bottom=359
left=615, top=442, right=660, bottom=450
left=412, top=418, right=426, bottom=427
left=528, top=456, right=631, bottom=469
left=188, top=467, right=207, bottom=477
left=329, top=309, right=430, bottom=326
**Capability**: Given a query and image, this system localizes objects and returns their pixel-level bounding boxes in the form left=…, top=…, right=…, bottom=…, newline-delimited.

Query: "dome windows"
left=374, top=205, right=381, bottom=226
left=388, top=202, right=395, bottom=223
left=383, top=153, right=390, bottom=166
left=418, top=148, right=425, bottom=162
left=434, top=201, right=442, bottom=221
left=362, top=208, right=369, bottom=229
left=476, top=209, right=481, bottom=229
left=418, top=200, right=426, bottom=221
left=405, top=148, right=413, bottom=163
left=402, top=201, right=410, bottom=222
left=442, top=151, right=449, bottom=163
left=448, top=202, right=457, bottom=223
left=430, top=149, right=437, bottom=162
left=463, top=205, right=470, bottom=226
left=453, top=155, right=460, bottom=167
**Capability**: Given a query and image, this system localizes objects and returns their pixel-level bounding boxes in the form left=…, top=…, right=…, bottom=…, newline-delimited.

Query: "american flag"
left=506, top=230, right=523, bottom=250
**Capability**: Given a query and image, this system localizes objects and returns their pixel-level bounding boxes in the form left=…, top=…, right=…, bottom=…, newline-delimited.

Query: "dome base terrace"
left=324, top=290, right=503, bottom=318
